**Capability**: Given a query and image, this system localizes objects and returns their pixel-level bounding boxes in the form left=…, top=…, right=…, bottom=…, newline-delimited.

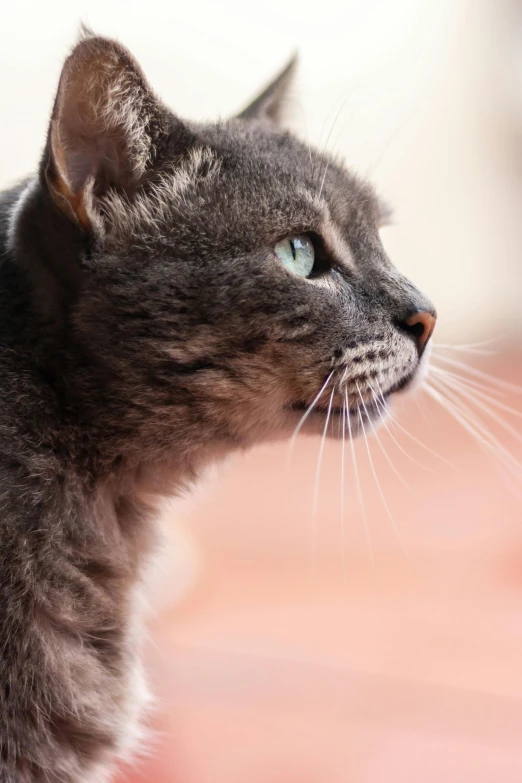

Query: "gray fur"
left=0, top=33, right=435, bottom=782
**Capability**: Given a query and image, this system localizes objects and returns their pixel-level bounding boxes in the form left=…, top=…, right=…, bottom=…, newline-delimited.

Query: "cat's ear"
left=45, top=33, right=173, bottom=230
left=236, top=56, right=297, bottom=125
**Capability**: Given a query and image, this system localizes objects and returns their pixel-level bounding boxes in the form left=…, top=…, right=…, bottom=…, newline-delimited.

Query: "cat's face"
left=41, top=35, right=436, bottom=455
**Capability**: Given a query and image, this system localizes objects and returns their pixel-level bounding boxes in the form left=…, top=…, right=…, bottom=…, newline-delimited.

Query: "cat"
left=0, top=31, right=436, bottom=783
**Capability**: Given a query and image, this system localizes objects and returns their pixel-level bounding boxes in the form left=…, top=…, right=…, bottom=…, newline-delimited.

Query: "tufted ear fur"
left=44, top=33, right=175, bottom=230
left=237, top=55, right=297, bottom=124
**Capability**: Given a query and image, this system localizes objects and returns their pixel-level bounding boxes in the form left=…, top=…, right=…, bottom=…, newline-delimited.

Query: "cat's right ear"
left=44, top=34, right=181, bottom=232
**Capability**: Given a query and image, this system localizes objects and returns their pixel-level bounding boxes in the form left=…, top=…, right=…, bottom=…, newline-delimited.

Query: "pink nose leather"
left=405, top=311, right=437, bottom=354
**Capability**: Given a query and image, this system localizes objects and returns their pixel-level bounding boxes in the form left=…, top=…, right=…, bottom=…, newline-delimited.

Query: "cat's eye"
left=274, top=234, right=315, bottom=278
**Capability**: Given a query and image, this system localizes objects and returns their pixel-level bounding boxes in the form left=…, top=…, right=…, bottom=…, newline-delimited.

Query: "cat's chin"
left=282, top=350, right=434, bottom=442
left=283, top=397, right=388, bottom=441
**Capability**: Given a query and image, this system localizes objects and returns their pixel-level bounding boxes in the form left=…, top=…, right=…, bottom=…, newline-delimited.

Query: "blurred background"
left=2, top=1, right=522, bottom=780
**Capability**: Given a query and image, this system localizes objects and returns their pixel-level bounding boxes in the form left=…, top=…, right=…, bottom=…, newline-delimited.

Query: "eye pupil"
left=274, top=234, right=315, bottom=278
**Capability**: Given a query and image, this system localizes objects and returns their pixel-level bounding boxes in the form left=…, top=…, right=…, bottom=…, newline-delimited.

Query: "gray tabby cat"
left=0, top=32, right=435, bottom=782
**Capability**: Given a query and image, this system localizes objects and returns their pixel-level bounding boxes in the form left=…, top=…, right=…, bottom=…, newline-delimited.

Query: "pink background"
left=118, top=351, right=522, bottom=782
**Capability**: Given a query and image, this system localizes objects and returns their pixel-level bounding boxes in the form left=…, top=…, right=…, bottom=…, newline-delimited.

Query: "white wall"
left=2, top=0, right=521, bottom=341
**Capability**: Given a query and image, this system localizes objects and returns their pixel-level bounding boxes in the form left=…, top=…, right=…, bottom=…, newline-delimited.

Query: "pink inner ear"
left=55, top=73, right=137, bottom=196
left=63, top=135, right=122, bottom=197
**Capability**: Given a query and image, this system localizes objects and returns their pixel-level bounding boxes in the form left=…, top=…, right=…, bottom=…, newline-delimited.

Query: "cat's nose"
left=401, top=310, right=437, bottom=356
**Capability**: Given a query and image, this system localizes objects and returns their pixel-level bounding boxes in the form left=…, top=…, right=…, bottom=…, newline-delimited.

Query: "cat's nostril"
left=401, top=310, right=437, bottom=356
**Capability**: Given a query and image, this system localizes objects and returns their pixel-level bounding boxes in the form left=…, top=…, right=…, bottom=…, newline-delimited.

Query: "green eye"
left=274, top=234, right=315, bottom=277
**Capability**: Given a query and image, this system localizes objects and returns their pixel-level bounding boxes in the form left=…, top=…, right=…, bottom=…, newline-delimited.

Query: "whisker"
left=424, top=381, right=522, bottom=478
left=316, top=89, right=357, bottom=199
left=389, top=410, right=455, bottom=468
left=345, top=388, right=374, bottom=570
left=430, top=371, right=522, bottom=435
left=356, top=383, right=408, bottom=558
left=430, top=362, right=506, bottom=399
left=433, top=338, right=500, bottom=354
left=369, top=379, right=455, bottom=469
left=425, top=380, right=522, bottom=500
left=369, top=379, right=435, bottom=473
left=432, top=354, right=522, bottom=395
left=430, top=366, right=522, bottom=418
left=366, top=110, right=413, bottom=178
left=434, top=346, right=496, bottom=357
left=365, top=387, right=418, bottom=496
left=340, top=393, right=347, bottom=572
left=414, top=391, right=432, bottom=424
left=317, top=160, right=331, bottom=204
left=287, top=370, right=334, bottom=458
left=311, top=386, right=335, bottom=572
left=297, top=100, right=315, bottom=183
left=315, top=88, right=356, bottom=180
left=428, top=375, right=522, bottom=467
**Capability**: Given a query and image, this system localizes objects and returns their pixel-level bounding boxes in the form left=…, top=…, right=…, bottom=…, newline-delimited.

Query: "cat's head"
left=30, top=34, right=436, bottom=458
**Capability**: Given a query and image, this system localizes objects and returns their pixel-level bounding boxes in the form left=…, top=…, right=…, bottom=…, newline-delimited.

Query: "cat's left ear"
left=236, top=56, right=297, bottom=125
left=44, top=33, right=181, bottom=231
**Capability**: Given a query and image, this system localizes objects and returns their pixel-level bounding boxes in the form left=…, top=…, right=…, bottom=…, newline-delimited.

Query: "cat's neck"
left=0, top=180, right=198, bottom=485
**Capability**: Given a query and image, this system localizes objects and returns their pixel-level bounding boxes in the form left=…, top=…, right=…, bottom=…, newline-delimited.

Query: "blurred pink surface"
left=118, top=353, right=522, bottom=782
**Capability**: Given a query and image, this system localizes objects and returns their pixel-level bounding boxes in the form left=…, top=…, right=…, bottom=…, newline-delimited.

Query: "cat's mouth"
left=288, top=396, right=384, bottom=424
left=286, top=371, right=416, bottom=435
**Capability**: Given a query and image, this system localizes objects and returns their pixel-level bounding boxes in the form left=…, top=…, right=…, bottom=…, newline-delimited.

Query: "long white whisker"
left=430, top=362, right=506, bottom=399
left=369, top=380, right=435, bottom=473
left=356, top=383, right=408, bottom=558
left=365, top=388, right=418, bottom=497
left=316, top=88, right=354, bottom=163
left=425, top=381, right=522, bottom=478
left=425, top=381, right=522, bottom=500
left=366, top=110, right=413, bottom=178
left=298, top=100, right=315, bottom=182
left=428, top=376, right=522, bottom=468
left=346, top=388, right=374, bottom=569
left=433, top=354, right=522, bottom=395
left=317, top=161, right=331, bottom=203
left=371, top=382, right=455, bottom=468
left=433, top=338, right=500, bottom=353
left=430, top=366, right=522, bottom=419
left=288, top=370, right=334, bottom=458
left=340, top=393, right=347, bottom=572
left=316, top=90, right=356, bottom=197
left=435, top=347, right=496, bottom=357
left=414, top=392, right=432, bottom=424
left=391, top=410, right=455, bottom=468
left=311, top=386, right=335, bottom=572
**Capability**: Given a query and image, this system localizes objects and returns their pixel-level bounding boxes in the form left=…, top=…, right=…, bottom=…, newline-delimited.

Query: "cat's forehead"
left=194, top=119, right=385, bottom=224
left=103, top=119, right=384, bottom=250
left=198, top=119, right=356, bottom=188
